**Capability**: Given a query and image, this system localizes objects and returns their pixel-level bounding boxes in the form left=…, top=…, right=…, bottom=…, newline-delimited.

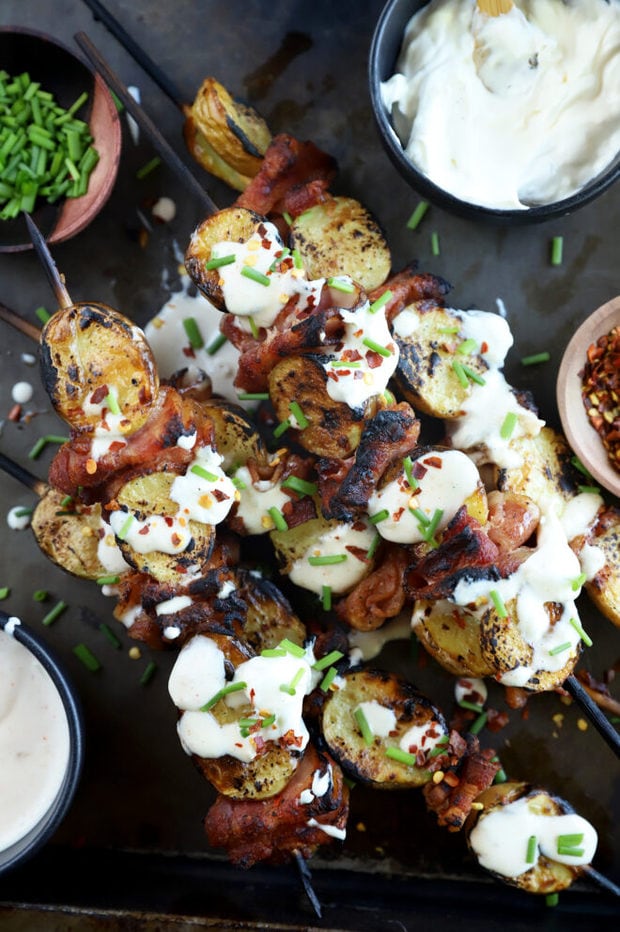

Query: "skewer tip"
left=24, top=214, right=73, bottom=310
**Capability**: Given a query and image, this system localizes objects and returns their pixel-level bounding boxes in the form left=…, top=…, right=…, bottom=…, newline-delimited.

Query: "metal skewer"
left=74, top=32, right=219, bottom=218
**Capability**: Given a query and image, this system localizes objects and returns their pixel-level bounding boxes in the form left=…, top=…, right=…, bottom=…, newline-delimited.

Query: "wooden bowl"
left=0, top=27, right=121, bottom=253
left=556, top=296, right=620, bottom=499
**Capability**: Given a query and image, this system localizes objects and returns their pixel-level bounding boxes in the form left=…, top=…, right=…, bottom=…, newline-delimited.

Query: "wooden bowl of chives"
left=0, top=27, right=121, bottom=253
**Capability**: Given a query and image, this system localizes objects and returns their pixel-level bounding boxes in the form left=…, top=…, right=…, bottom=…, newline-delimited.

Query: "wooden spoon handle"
left=477, top=0, right=513, bottom=14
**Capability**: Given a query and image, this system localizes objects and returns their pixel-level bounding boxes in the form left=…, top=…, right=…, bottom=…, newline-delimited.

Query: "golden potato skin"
left=289, top=196, right=391, bottom=292
left=31, top=488, right=108, bottom=581
left=585, top=505, right=620, bottom=628
left=412, top=599, right=496, bottom=678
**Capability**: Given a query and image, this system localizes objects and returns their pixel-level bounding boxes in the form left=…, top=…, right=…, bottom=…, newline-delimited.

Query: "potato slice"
left=268, top=355, right=376, bottom=458
left=40, top=302, right=159, bottom=433
left=584, top=505, right=620, bottom=628
left=496, top=427, right=581, bottom=512
left=412, top=599, right=495, bottom=678
left=289, top=196, right=391, bottom=292
left=112, top=471, right=215, bottom=584
left=322, top=669, right=447, bottom=788
left=31, top=488, right=108, bottom=581
left=183, top=77, right=271, bottom=191
left=185, top=206, right=266, bottom=310
left=466, top=782, right=588, bottom=893
left=393, top=305, right=488, bottom=419
left=235, top=571, right=307, bottom=652
left=201, top=398, right=267, bottom=470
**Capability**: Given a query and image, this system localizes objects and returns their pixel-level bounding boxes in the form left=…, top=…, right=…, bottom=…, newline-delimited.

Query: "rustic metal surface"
left=0, top=1, right=618, bottom=929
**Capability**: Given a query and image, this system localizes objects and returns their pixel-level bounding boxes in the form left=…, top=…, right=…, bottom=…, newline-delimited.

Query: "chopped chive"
left=237, top=392, right=269, bottom=401
left=261, top=712, right=276, bottom=728
left=73, top=643, right=101, bottom=672
left=550, top=236, right=563, bottom=266
left=308, top=553, right=347, bottom=566
left=461, top=364, right=486, bottom=386
left=319, top=666, right=338, bottom=692
left=140, top=660, right=157, bottom=686
left=428, top=735, right=450, bottom=758
left=200, top=680, right=247, bottom=712
left=571, top=455, right=593, bottom=479
left=281, top=476, right=318, bottom=497
left=406, top=200, right=429, bottom=230
left=456, top=338, right=478, bottom=355
left=96, top=574, right=121, bottom=586
left=489, top=589, right=508, bottom=618
left=248, top=316, right=260, bottom=339
left=362, top=336, right=392, bottom=358
left=269, top=246, right=290, bottom=271
left=385, top=746, right=417, bottom=766
left=279, top=638, right=306, bottom=658
left=261, top=647, right=287, bottom=658
left=205, top=253, right=236, bottom=270
left=438, top=325, right=461, bottom=334
left=99, top=622, right=121, bottom=649
left=182, top=317, right=204, bottom=350
left=369, top=289, right=393, bottom=314
left=206, top=333, right=228, bottom=355
left=60, top=494, right=73, bottom=508
left=458, top=699, right=484, bottom=714
left=545, top=894, right=559, bottom=908
left=526, top=835, right=538, bottom=864
left=241, top=266, right=271, bottom=286
left=41, top=600, right=67, bottom=627
left=28, top=434, right=69, bottom=459
left=578, top=484, right=601, bottom=495
left=268, top=506, right=288, bottom=532
left=35, top=305, right=50, bottom=324
left=273, top=419, right=290, bottom=438
left=521, top=351, right=551, bottom=366
left=494, top=766, right=508, bottom=784
left=313, top=650, right=344, bottom=671
left=117, top=513, right=134, bottom=541
left=424, top=508, right=443, bottom=540
left=292, top=248, right=303, bottom=269
left=231, top=474, right=247, bottom=490
left=369, top=509, right=390, bottom=525
left=321, top=585, right=332, bottom=611
left=0, top=587, right=10, bottom=600
left=557, top=833, right=584, bottom=848
left=366, top=532, right=381, bottom=560
left=136, top=156, right=161, bottom=179
left=571, top=573, right=587, bottom=591
left=327, top=276, right=355, bottom=293
left=500, top=411, right=518, bottom=439
left=282, top=211, right=293, bottom=225
left=13, top=507, right=33, bottom=518
left=190, top=464, right=219, bottom=482
left=468, top=711, right=488, bottom=735
left=32, top=589, right=48, bottom=602
left=452, top=359, right=469, bottom=388
left=402, top=455, right=418, bottom=489
left=289, top=401, right=309, bottom=429
left=430, top=231, right=440, bottom=256
left=354, top=706, right=374, bottom=746
left=557, top=846, right=584, bottom=858
left=330, top=359, right=361, bottom=368
left=569, top=616, right=592, bottom=647
left=411, top=507, right=430, bottom=526
left=548, top=641, right=572, bottom=656
left=279, top=666, right=305, bottom=696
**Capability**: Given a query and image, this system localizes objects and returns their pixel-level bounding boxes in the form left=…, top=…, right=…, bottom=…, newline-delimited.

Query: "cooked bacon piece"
left=404, top=508, right=502, bottom=601
left=235, top=134, right=337, bottom=218
left=321, top=403, right=420, bottom=522
left=336, top=544, right=410, bottom=630
left=486, top=491, right=540, bottom=551
left=367, top=264, right=451, bottom=324
left=49, top=386, right=214, bottom=496
left=423, top=732, right=500, bottom=831
left=227, top=451, right=318, bottom=534
left=204, top=745, right=349, bottom=867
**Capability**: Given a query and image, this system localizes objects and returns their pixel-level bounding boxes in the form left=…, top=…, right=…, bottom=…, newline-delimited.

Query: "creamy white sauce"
left=0, top=626, right=71, bottom=853
left=399, top=720, right=445, bottom=755
left=381, top=0, right=620, bottom=209
left=560, top=492, right=602, bottom=542
left=85, top=387, right=130, bottom=462
left=7, top=505, right=32, bottom=531
left=348, top=614, right=412, bottom=663
left=289, top=521, right=376, bottom=595
left=155, top=595, right=193, bottom=616
left=11, top=381, right=33, bottom=404
left=368, top=449, right=480, bottom=543
left=298, top=764, right=333, bottom=806
left=322, top=295, right=399, bottom=409
left=96, top=521, right=131, bottom=575
left=109, top=509, right=192, bottom=556
left=355, top=700, right=397, bottom=738
left=455, top=676, right=488, bottom=707
left=163, top=625, right=182, bottom=641
left=469, top=795, right=597, bottom=877
left=306, top=817, right=346, bottom=841
left=232, top=465, right=291, bottom=535
left=169, top=446, right=236, bottom=526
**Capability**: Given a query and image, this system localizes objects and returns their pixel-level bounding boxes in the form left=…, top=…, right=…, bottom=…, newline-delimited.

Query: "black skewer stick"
left=294, top=850, right=322, bottom=918
left=24, top=214, right=73, bottom=310
left=586, top=865, right=620, bottom=897
left=74, top=32, right=219, bottom=218
left=0, top=452, right=47, bottom=496
left=565, top=674, right=620, bottom=759
left=80, top=0, right=185, bottom=109
left=0, top=301, right=41, bottom=342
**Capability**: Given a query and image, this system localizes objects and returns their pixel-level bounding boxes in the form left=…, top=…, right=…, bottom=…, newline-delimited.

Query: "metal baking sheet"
left=0, top=1, right=618, bottom=928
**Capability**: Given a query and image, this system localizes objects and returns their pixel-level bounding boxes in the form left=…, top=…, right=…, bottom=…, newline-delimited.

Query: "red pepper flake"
left=480, top=341, right=489, bottom=354
left=413, top=461, right=428, bottom=480
left=581, top=325, right=620, bottom=471
left=164, top=516, right=174, bottom=527
left=365, top=350, right=383, bottom=369
left=422, top=455, right=443, bottom=469
left=170, top=533, right=182, bottom=547
left=346, top=544, right=370, bottom=563
left=8, top=403, right=21, bottom=422
left=138, top=525, right=150, bottom=535
left=212, top=488, right=229, bottom=502
left=182, top=345, right=196, bottom=359
left=108, top=441, right=127, bottom=454
left=90, top=385, right=109, bottom=405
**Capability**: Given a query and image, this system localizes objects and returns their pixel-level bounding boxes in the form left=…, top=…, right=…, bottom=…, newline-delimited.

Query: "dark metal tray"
left=0, top=1, right=618, bottom=928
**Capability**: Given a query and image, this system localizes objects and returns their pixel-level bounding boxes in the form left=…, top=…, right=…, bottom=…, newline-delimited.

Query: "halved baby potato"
left=31, top=488, right=110, bottom=581
left=584, top=505, right=620, bottom=629
left=201, top=398, right=268, bottom=471
left=411, top=599, right=495, bottom=678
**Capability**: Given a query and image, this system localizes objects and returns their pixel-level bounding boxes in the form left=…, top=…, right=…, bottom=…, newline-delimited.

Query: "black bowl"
left=368, top=0, right=620, bottom=225
left=0, top=26, right=121, bottom=252
left=0, top=612, right=84, bottom=875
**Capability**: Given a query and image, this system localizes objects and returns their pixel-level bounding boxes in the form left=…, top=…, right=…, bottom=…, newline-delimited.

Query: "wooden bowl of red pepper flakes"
left=557, top=296, right=620, bottom=499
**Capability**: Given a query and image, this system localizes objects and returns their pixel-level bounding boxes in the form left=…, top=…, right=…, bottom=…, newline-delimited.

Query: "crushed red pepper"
left=581, top=325, right=620, bottom=472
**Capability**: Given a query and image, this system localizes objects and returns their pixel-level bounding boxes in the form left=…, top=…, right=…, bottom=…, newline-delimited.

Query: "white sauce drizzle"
left=399, top=720, right=445, bottom=755
left=7, top=505, right=32, bottom=531
left=96, top=520, right=130, bottom=575
left=306, top=817, right=346, bottom=841
left=169, top=446, right=236, bottom=526
left=355, top=700, right=397, bottom=738
left=455, top=676, right=488, bottom=707
left=155, top=595, right=193, bottom=616
left=232, top=465, right=291, bottom=535
left=289, top=521, right=376, bottom=595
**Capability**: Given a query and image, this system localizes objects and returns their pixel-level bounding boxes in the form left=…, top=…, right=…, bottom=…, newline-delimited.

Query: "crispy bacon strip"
left=204, top=745, right=349, bottom=867
left=485, top=491, right=540, bottom=551
left=235, top=133, right=337, bottom=217
left=367, top=264, right=451, bottom=324
left=423, top=732, right=500, bottom=831
left=335, top=544, right=410, bottom=630
left=321, top=402, right=420, bottom=522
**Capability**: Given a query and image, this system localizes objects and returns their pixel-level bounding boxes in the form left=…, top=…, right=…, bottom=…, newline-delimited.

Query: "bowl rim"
left=368, top=0, right=620, bottom=224
left=0, top=612, right=84, bottom=875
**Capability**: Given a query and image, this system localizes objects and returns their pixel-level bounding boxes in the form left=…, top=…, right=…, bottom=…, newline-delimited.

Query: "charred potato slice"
left=268, top=355, right=374, bottom=458
left=393, top=305, right=488, bottom=418
left=235, top=570, right=307, bottom=652
left=584, top=505, right=620, bottom=628
left=40, top=302, right=159, bottom=433
left=183, top=77, right=271, bottom=191
left=185, top=206, right=266, bottom=310
left=201, top=399, right=267, bottom=470
left=289, top=196, right=391, bottom=292
left=466, top=782, right=590, bottom=893
left=322, top=670, right=447, bottom=788
left=496, top=427, right=583, bottom=515
left=112, top=471, right=215, bottom=584
left=31, top=488, right=109, bottom=581
left=412, top=599, right=495, bottom=678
